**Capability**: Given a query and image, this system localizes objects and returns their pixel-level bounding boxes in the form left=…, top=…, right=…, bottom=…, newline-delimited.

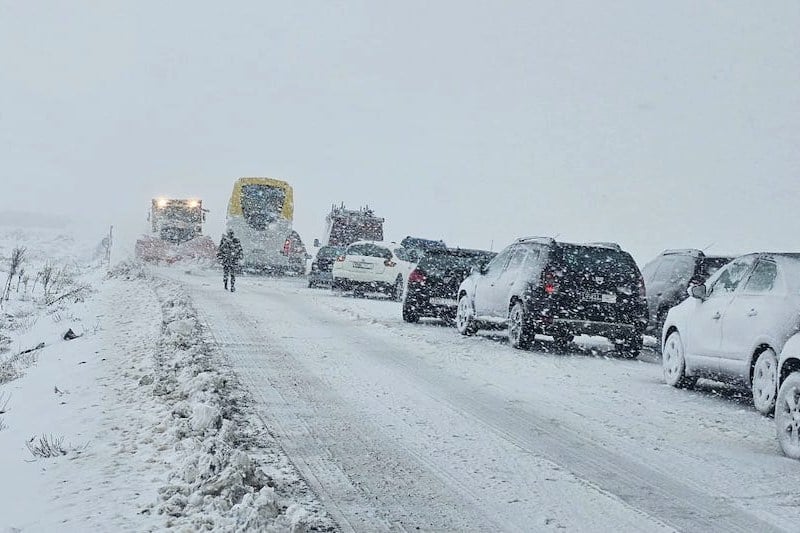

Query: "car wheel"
left=615, top=335, right=643, bottom=359
left=393, top=277, right=404, bottom=301
left=508, top=301, right=533, bottom=350
left=777, top=373, right=800, bottom=459
left=752, top=348, right=778, bottom=415
left=402, top=302, right=420, bottom=323
left=662, top=331, right=697, bottom=388
left=456, top=295, right=478, bottom=336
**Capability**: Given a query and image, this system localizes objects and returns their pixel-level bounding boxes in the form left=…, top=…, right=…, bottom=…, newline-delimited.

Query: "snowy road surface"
left=168, top=269, right=799, bottom=532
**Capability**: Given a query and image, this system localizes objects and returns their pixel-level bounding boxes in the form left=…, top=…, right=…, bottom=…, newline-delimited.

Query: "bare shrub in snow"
left=0, top=390, right=9, bottom=413
left=25, top=434, right=67, bottom=458
left=25, top=433, right=89, bottom=459
left=1, top=246, right=26, bottom=305
left=46, top=283, right=92, bottom=307
left=0, top=348, right=40, bottom=385
left=0, top=330, right=9, bottom=355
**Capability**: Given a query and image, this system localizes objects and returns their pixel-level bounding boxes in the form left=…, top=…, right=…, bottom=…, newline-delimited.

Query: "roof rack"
left=585, top=242, right=622, bottom=251
left=662, top=248, right=703, bottom=257
left=516, top=236, right=556, bottom=245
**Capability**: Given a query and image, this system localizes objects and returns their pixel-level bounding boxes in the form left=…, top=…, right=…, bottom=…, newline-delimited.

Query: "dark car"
left=400, top=236, right=447, bottom=256
left=456, top=237, right=648, bottom=357
left=308, top=245, right=345, bottom=288
left=641, top=249, right=734, bottom=335
left=403, top=248, right=496, bottom=323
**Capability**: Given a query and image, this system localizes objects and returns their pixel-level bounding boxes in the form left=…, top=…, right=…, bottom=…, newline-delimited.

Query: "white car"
left=774, top=332, right=800, bottom=459
left=332, top=241, right=419, bottom=300
left=662, top=253, right=800, bottom=415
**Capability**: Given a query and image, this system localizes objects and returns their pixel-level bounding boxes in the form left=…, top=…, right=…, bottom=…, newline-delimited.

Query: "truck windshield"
left=241, top=185, right=286, bottom=230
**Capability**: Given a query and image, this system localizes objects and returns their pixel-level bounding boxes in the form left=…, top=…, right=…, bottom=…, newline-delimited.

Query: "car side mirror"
left=689, top=284, right=707, bottom=300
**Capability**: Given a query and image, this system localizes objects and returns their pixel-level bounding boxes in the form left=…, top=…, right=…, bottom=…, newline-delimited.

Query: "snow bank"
left=137, top=274, right=333, bottom=531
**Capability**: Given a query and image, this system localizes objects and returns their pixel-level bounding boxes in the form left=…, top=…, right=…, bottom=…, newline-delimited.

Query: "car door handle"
left=712, top=311, right=722, bottom=320
left=747, top=309, right=758, bottom=317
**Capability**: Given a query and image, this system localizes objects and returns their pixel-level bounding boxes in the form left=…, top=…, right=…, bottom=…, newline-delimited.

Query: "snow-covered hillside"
left=0, top=221, right=333, bottom=531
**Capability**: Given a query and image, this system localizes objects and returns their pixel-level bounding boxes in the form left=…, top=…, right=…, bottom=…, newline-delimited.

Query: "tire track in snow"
left=274, top=285, right=783, bottom=533
left=178, top=273, right=784, bottom=532
left=193, top=286, right=509, bottom=532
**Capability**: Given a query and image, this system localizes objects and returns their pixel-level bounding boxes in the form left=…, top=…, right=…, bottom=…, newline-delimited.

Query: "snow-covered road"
left=171, top=270, right=800, bottom=532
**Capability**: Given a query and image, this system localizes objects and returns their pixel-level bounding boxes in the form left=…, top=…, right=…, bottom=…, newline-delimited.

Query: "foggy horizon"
left=2, top=1, right=798, bottom=263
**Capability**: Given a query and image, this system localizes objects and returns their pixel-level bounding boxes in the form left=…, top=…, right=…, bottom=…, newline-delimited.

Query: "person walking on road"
left=217, top=229, right=243, bottom=292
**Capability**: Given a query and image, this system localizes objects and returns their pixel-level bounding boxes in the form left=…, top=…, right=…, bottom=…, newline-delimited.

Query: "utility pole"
left=106, top=225, right=114, bottom=270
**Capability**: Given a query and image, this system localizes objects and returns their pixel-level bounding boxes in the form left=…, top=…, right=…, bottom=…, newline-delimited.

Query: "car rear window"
left=419, top=251, right=494, bottom=276
left=556, top=245, right=640, bottom=282
left=347, top=243, right=391, bottom=260
left=317, top=246, right=344, bottom=259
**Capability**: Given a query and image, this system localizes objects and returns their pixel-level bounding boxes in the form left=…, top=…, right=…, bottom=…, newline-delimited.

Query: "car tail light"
left=384, top=259, right=396, bottom=267
left=542, top=268, right=558, bottom=295
left=408, top=269, right=426, bottom=284
left=336, top=255, right=346, bottom=262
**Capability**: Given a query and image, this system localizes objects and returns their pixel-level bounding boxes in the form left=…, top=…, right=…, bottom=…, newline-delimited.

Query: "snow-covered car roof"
left=346, top=240, right=399, bottom=249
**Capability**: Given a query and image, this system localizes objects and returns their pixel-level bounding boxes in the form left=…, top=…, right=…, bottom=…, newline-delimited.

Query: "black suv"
left=308, top=245, right=345, bottom=288
left=403, top=248, right=496, bottom=323
left=641, top=249, right=733, bottom=335
left=456, top=237, right=648, bottom=357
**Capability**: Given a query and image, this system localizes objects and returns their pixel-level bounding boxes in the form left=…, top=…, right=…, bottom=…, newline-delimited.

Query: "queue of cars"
left=308, top=237, right=800, bottom=460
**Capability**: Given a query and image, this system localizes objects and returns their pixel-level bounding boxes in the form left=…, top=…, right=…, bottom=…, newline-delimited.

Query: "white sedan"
left=332, top=241, right=419, bottom=300
left=662, top=253, right=800, bottom=415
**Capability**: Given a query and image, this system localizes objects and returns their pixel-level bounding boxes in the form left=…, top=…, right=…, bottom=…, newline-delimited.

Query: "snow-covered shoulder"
left=1, top=225, right=333, bottom=531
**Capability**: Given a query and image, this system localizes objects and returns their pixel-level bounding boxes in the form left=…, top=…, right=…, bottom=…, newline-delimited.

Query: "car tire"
left=776, top=372, right=800, bottom=459
left=662, top=331, right=697, bottom=388
left=392, top=277, right=404, bottom=302
left=508, top=301, right=533, bottom=350
left=615, top=335, right=643, bottom=359
left=752, top=348, right=778, bottom=415
left=402, top=302, right=420, bottom=323
left=456, top=295, right=478, bottom=336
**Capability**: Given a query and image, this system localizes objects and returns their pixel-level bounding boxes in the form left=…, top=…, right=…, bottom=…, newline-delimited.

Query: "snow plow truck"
left=135, top=198, right=216, bottom=264
left=226, top=177, right=308, bottom=275
left=322, top=204, right=385, bottom=247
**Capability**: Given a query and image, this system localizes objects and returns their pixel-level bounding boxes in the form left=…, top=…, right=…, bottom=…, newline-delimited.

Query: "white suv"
left=662, top=253, right=800, bottom=415
left=332, top=241, right=419, bottom=300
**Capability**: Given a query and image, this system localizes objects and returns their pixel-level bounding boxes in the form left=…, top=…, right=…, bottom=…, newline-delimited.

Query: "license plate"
left=353, top=262, right=373, bottom=270
left=430, top=297, right=457, bottom=306
left=581, top=292, right=617, bottom=304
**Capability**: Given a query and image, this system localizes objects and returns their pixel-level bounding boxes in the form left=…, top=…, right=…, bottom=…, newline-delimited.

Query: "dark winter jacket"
left=217, top=234, right=243, bottom=267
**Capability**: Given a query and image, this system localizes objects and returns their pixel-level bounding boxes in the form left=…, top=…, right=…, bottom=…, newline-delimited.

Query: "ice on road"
left=170, top=270, right=799, bottom=532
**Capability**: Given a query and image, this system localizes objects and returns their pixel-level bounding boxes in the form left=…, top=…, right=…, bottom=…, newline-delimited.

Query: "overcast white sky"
left=1, top=1, right=798, bottom=262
